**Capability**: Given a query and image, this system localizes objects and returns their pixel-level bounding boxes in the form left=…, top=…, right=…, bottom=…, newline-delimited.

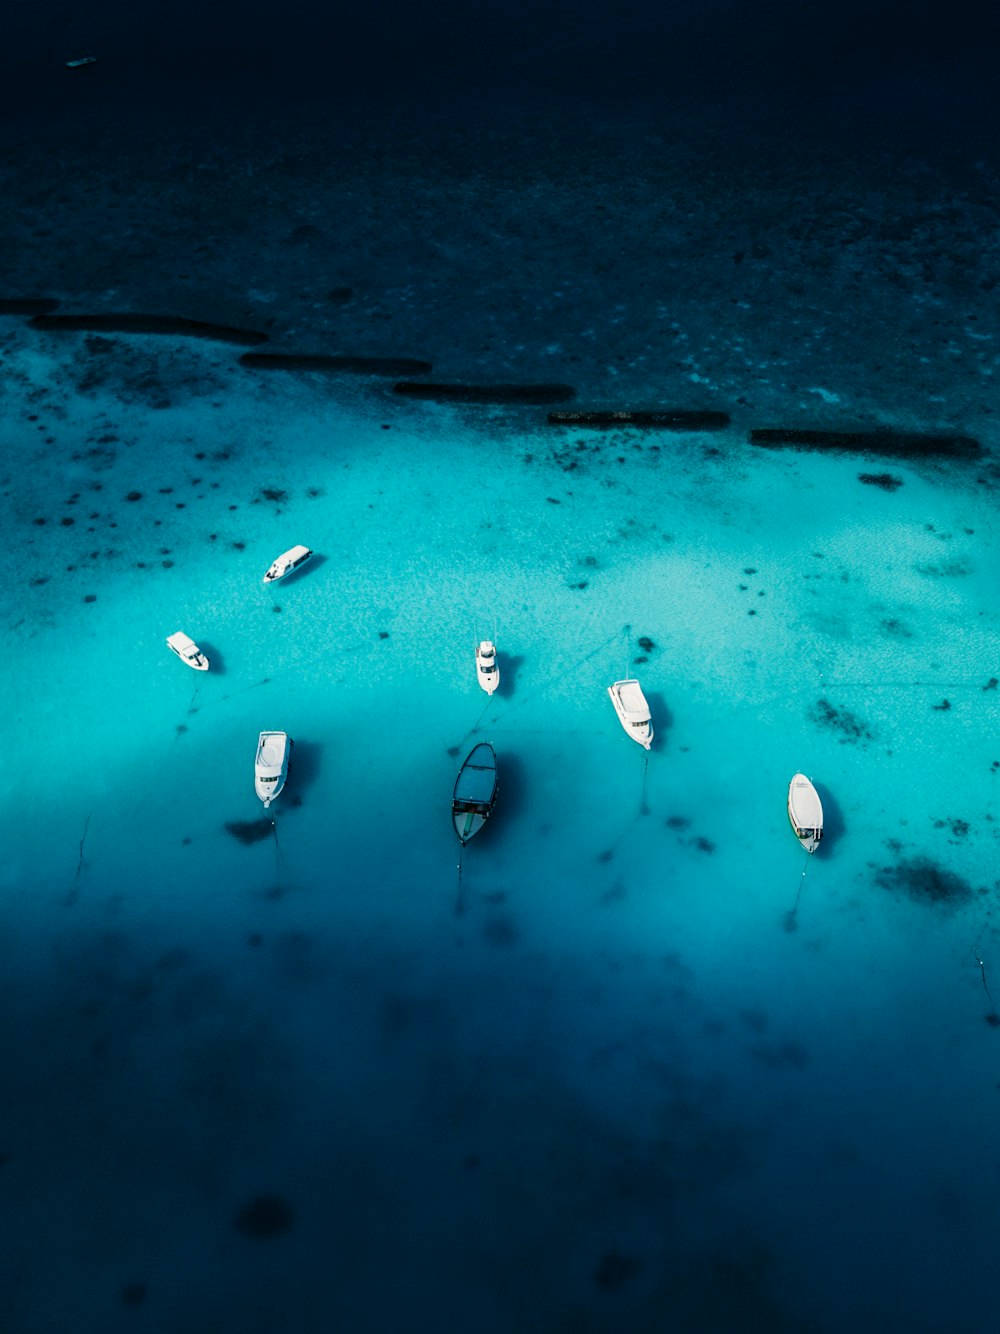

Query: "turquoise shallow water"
left=3, top=323, right=999, bottom=1330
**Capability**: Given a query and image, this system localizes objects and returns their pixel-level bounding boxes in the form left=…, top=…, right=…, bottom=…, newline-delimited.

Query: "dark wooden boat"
left=452, top=742, right=498, bottom=844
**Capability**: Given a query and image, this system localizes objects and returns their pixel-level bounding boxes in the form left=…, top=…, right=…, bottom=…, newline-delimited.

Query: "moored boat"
left=255, top=730, right=291, bottom=808
left=607, top=678, right=652, bottom=749
left=452, top=742, right=498, bottom=844
left=166, top=630, right=209, bottom=671
left=788, top=773, right=823, bottom=853
left=476, top=640, right=499, bottom=695
left=263, top=545, right=313, bottom=584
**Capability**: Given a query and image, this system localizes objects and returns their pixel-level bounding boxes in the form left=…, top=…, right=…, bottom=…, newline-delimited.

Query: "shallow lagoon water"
left=4, top=5, right=1000, bottom=1322
left=4, top=320, right=999, bottom=1330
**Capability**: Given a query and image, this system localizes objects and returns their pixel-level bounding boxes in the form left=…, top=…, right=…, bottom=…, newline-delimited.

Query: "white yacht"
left=263, top=545, right=313, bottom=584
left=787, top=773, right=823, bottom=853
left=476, top=640, right=500, bottom=695
left=607, top=678, right=652, bottom=749
left=166, top=630, right=209, bottom=671
left=255, top=731, right=291, bottom=808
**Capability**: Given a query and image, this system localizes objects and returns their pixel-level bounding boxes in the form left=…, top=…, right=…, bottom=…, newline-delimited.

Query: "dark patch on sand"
left=0, top=296, right=59, bottom=315
left=548, top=408, right=728, bottom=429
left=241, top=352, right=431, bottom=376
left=120, top=1281, right=148, bottom=1308
left=875, top=855, right=973, bottom=908
left=858, top=472, right=904, bottom=491
left=233, top=1194, right=294, bottom=1239
left=593, top=1251, right=642, bottom=1290
left=32, top=312, right=268, bottom=346
left=395, top=380, right=575, bottom=404
left=751, top=428, right=980, bottom=458
left=225, top=819, right=274, bottom=846
left=809, top=698, right=873, bottom=744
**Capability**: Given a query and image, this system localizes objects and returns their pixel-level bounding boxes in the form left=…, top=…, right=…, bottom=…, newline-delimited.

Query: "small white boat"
left=476, top=640, right=499, bottom=695
left=607, top=678, right=652, bottom=749
left=263, top=545, right=313, bottom=584
left=166, top=630, right=209, bottom=671
left=452, top=742, right=499, bottom=844
left=255, top=730, right=291, bottom=808
left=788, top=773, right=823, bottom=853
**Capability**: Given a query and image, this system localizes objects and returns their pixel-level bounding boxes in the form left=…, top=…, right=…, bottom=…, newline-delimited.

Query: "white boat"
left=166, top=630, right=209, bottom=671
left=607, top=678, right=652, bottom=749
left=263, top=545, right=313, bottom=584
left=476, top=640, right=499, bottom=695
left=452, top=742, right=498, bottom=844
left=788, top=773, right=823, bottom=853
left=255, top=730, right=291, bottom=808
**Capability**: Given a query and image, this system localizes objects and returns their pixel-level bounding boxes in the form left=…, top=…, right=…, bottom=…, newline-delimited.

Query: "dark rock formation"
left=548, top=409, right=729, bottom=429
left=750, top=428, right=981, bottom=458
left=394, top=381, right=576, bottom=404
left=30, top=313, right=268, bottom=346
left=241, top=352, right=431, bottom=375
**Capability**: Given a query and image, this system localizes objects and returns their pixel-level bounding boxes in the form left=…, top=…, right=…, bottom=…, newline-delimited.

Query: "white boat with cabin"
left=607, top=678, right=652, bottom=749
left=166, top=630, right=209, bottom=671
left=452, top=742, right=499, bottom=844
left=263, top=544, right=313, bottom=584
left=788, top=773, right=823, bottom=853
left=476, top=640, right=499, bottom=695
left=255, top=730, right=291, bottom=808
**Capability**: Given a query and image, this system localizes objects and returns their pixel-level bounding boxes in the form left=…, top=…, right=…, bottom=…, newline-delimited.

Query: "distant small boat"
left=476, top=640, right=499, bottom=695
left=166, top=630, right=209, bottom=671
left=452, top=742, right=498, bottom=844
left=263, top=545, right=313, bottom=584
left=255, top=730, right=291, bottom=808
left=788, top=773, right=823, bottom=853
left=607, top=678, right=652, bottom=749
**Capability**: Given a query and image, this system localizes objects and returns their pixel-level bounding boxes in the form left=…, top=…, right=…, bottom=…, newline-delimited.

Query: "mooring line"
left=75, top=814, right=91, bottom=880
left=455, top=845, right=465, bottom=918
left=972, top=941, right=994, bottom=1004
left=784, top=851, right=810, bottom=932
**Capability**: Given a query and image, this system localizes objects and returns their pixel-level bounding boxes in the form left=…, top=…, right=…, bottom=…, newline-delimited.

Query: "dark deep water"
left=3, top=4, right=1000, bottom=1333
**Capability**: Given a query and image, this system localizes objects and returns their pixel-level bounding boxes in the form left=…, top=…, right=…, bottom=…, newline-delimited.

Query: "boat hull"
left=607, top=679, right=652, bottom=749
left=166, top=631, right=209, bottom=671
left=263, top=545, right=313, bottom=584
left=452, top=741, right=499, bottom=844
left=256, top=731, right=291, bottom=808
left=476, top=641, right=499, bottom=695
left=788, top=773, right=823, bottom=853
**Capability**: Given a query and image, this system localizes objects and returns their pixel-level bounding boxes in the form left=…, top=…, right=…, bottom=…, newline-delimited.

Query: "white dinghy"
left=452, top=742, right=499, bottom=844
left=166, top=630, right=209, bottom=671
left=607, top=678, right=652, bottom=750
left=255, top=730, right=291, bottom=808
left=787, top=773, right=823, bottom=853
left=263, top=545, right=313, bottom=584
left=476, top=640, right=500, bottom=695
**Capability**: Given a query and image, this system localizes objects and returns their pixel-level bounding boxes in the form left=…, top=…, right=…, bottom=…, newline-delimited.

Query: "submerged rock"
left=548, top=408, right=729, bottom=429
left=241, top=351, right=431, bottom=375
left=395, top=380, right=575, bottom=404
left=31, top=312, right=268, bottom=346
left=751, top=428, right=981, bottom=459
